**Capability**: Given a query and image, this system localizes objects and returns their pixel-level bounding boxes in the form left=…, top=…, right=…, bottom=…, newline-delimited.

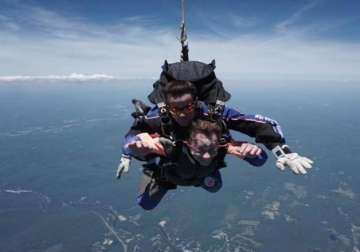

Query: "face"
left=187, top=132, right=219, bottom=166
left=167, top=93, right=196, bottom=127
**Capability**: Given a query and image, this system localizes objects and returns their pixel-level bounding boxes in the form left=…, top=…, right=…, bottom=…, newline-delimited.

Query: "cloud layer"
left=0, top=1, right=359, bottom=81
left=0, top=73, right=116, bottom=82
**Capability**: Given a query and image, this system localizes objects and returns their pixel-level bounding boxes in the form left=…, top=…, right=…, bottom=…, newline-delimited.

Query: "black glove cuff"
left=272, top=144, right=292, bottom=158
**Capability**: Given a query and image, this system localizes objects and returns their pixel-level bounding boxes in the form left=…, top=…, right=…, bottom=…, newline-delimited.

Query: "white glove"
left=116, top=155, right=132, bottom=179
left=276, top=153, right=313, bottom=175
left=272, top=145, right=313, bottom=175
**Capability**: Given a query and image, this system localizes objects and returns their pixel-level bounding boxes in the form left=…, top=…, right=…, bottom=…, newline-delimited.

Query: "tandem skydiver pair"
left=117, top=60, right=313, bottom=210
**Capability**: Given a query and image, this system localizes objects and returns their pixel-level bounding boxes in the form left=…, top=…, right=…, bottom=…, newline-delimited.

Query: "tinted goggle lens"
left=169, top=103, right=195, bottom=115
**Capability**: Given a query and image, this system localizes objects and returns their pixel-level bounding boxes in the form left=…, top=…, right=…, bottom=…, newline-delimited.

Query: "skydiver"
left=127, top=119, right=267, bottom=210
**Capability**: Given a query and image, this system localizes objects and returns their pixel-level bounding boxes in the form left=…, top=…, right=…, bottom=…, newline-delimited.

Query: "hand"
left=116, top=155, right=132, bottom=179
left=228, top=142, right=262, bottom=159
left=159, top=137, right=176, bottom=156
left=276, top=153, right=313, bottom=175
left=126, top=140, right=154, bottom=157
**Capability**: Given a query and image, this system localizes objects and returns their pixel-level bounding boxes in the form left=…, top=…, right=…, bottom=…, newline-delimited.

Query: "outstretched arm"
left=118, top=106, right=163, bottom=179
left=221, top=107, right=285, bottom=148
left=117, top=132, right=168, bottom=179
left=227, top=141, right=267, bottom=167
left=122, top=107, right=163, bottom=160
left=220, top=106, right=313, bottom=174
left=126, top=133, right=167, bottom=157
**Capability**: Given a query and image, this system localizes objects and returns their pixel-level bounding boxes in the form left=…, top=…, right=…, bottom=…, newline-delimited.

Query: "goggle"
left=184, top=141, right=227, bottom=156
left=168, top=102, right=196, bottom=116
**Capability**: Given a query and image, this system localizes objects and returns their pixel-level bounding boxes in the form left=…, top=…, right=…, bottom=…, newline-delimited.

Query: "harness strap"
left=156, top=102, right=175, bottom=139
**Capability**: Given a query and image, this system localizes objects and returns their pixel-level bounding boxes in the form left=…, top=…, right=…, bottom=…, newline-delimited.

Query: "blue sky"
left=0, top=0, right=360, bottom=81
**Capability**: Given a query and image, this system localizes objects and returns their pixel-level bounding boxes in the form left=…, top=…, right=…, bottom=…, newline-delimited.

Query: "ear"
left=209, top=59, right=216, bottom=69
left=162, top=60, right=169, bottom=71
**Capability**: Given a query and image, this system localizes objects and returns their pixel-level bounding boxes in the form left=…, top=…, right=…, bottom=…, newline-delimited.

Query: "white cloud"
left=0, top=73, right=116, bottom=82
left=275, top=0, right=321, bottom=34
left=229, top=14, right=259, bottom=28
left=0, top=3, right=360, bottom=81
left=0, top=13, right=20, bottom=31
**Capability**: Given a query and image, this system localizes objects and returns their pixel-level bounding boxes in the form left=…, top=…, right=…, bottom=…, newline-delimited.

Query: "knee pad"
left=203, top=176, right=222, bottom=193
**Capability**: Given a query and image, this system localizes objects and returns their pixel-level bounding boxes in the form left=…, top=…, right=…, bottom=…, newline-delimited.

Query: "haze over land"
left=0, top=80, right=359, bottom=251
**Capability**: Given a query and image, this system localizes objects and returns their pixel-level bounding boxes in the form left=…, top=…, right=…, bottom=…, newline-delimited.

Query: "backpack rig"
left=145, top=0, right=231, bottom=138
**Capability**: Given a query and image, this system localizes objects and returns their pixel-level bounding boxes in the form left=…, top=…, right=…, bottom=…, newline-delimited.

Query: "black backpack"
left=148, top=60, right=231, bottom=113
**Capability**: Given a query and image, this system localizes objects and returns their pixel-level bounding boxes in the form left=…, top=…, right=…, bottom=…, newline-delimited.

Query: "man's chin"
left=176, top=120, right=191, bottom=127
left=197, top=160, right=212, bottom=166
